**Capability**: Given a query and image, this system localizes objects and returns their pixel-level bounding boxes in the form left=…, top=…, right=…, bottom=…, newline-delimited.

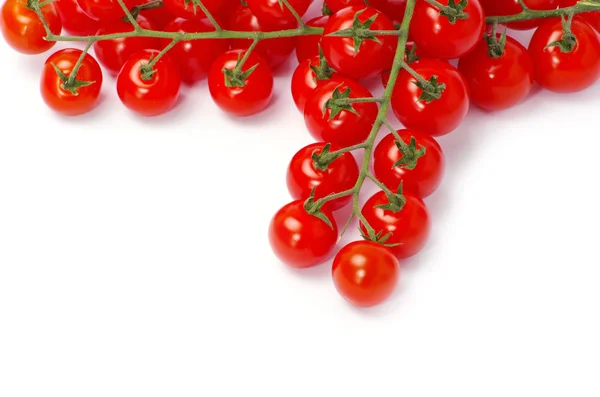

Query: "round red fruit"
left=134, top=0, right=177, bottom=30
left=246, top=0, right=310, bottom=30
left=55, top=0, right=99, bottom=36
left=295, top=15, right=329, bottom=62
left=291, top=55, right=339, bottom=113
left=482, top=0, right=562, bottom=31
left=76, top=0, right=134, bottom=21
left=162, top=0, right=222, bottom=21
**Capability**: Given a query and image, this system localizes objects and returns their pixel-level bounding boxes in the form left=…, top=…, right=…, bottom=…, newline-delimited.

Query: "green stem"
left=280, top=0, right=307, bottom=29
left=66, top=39, right=95, bottom=86
left=487, top=1, right=600, bottom=24
left=116, top=0, right=141, bottom=30
left=193, top=0, right=222, bottom=31
left=146, top=38, right=180, bottom=70
left=234, top=38, right=260, bottom=73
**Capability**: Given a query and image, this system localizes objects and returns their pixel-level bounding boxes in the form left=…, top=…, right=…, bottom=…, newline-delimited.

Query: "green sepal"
left=406, top=44, right=420, bottom=64
left=359, top=229, right=401, bottom=248
left=303, top=189, right=334, bottom=229
left=393, top=136, right=427, bottom=170
left=323, top=85, right=359, bottom=120
left=485, top=26, right=507, bottom=59
left=309, top=45, right=335, bottom=82
left=439, top=0, right=469, bottom=24
left=325, top=8, right=381, bottom=55
left=375, top=183, right=406, bottom=213
left=223, top=54, right=258, bottom=87
left=184, top=0, right=207, bottom=14
left=312, top=143, right=343, bottom=171
left=322, top=2, right=333, bottom=15
left=51, top=63, right=95, bottom=96
left=414, top=75, right=446, bottom=104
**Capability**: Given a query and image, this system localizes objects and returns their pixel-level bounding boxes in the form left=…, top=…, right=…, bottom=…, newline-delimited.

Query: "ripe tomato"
left=287, top=142, right=359, bottom=211
left=93, top=15, right=160, bottom=75
left=208, top=49, right=274, bottom=117
left=528, top=18, right=600, bottom=93
left=373, top=129, right=445, bottom=198
left=55, top=0, right=99, bottom=36
left=77, top=0, right=134, bottom=21
left=295, top=15, right=329, bottom=62
left=117, top=49, right=181, bottom=117
left=291, top=56, right=341, bottom=112
left=229, top=5, right=296, bottom=70
left=483, top=0, right=562, bottom=31
left=0, top=0, right=61, bottom=55
left=332, top=241, right=400, bottom=307
left=246, top=0, right=310, bottom=30
left=322, top=5, right=397, bottom=80
left=411, top=0, right=485, bottom=60
left=269, top=200, right=339, bottom=269
left=360, top=190, right=430, bottom=259
left=391, top=58, right=469, bottom=136
left=458, top=34, right=534, bottom=111
left=162, top=17, right=229, bottom=84
left=134, top=0, right=176, bottom=30
left=304, top=78, right=378, bottom=147
left=40, top=48, right=103, bottom=116
left=325, top=0, right=405, bottom=20
left=162, top=0, right=223, bottom=21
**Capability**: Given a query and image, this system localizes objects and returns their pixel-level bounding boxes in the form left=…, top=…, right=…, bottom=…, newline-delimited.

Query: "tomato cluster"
left=2, top=0, right=600, bottom=308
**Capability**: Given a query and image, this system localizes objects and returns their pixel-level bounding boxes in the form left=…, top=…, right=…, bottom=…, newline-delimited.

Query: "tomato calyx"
left=414, top=75, right=446, bottom=103
left=310, top=47, right=336, bottom=82
left=128, top=0, right=164, bottom=20
left=303, top=189, right=335, bottom=229
left=50, top=63, right=96, bottom=96
left=375, top=182, right=407, bottom=213
left=485, top=25, right=508, bottom=59
left=311, top=143, right=343, bottom=171
left=546, top=13, right=578, bottom=53
left=222, top=54, right=259, bottom=87
left=393, top=136, right=427, bottom=170
left=327, top=8, right=383, bottom=53
left=323, top=84, right=360, bottom=119
left=359, top=229, right=398, bottom=247
left=322, top=1, right=333, bottom=16
left=437, top=0, right=469, bottom=24
left=406, top=44, right=420, bottom=63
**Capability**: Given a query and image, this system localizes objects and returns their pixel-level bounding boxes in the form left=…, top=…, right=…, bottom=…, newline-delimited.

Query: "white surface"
left=1, top=24, right=600, bottom=397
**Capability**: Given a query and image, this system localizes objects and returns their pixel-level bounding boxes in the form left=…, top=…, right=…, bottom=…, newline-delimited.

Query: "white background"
left=1, top=9, right=600, bottom=397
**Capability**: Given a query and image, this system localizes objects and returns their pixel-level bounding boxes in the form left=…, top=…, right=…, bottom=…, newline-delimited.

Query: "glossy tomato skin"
left=291, top=56, right=341, bottom=113
left=246, top=0, right=310, bottom=30
left=295, top=15, right=329, bottom=62
left=325, top=0, right=406, bottom=21
left=391, top=58, right=469, bottom=136
left=528, top=18, right=600, bottom=93
left=1, top=0, right=62, bottom=55
left=269, top=200, right=339, bottom=269
left=458, top=34, right=534, bottom=111
left=77, top=0, right=134, bottom=21
left=304, top=78, right=378, bottom=147
left=163, top=17, right=229, bottom=84
left=373, top=130, right=445, bottom=198
left=117, top=49, right=181, bottom=117
left=360, top=190, right=430, bottom=259
left=322, top=6, right=397, bottom=80
left=287, top=142, right=359, bottom=211
left=229, top=5, right=296, bottom=70
left=134, top=0, right=176, bottom=30
left=208, top=49, right=274, bottom=117
left=40, top=48, right=103, bottom=116
left=411, top=0, right=485, bottom=60
left=332, top=241, right=399, bottom=307
left=93, top=15, right=161, bottom=75
left=483, top=0, right=562, bottom=31
left=55, top=0, right=99, bottom=36
left=162, top=0, right=223, bottom=21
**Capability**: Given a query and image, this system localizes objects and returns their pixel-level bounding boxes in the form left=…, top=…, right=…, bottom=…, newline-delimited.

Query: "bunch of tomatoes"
left=2, top=0, right=600, bottom=308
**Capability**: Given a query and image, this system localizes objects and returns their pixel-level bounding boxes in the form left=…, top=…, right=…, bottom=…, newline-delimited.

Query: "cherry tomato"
left=391, top=58, right=469, bottom=136
left=373, top=129, right=445, bottom=198
left=77, top=0, right=134, bottom=21
left=40, top=48, right=103, bottom=116
left=162, top=0, right=223, bottom=21
left=411, top=0, right=485, bottom=60
left=1, top=0, right=62, bottom=55
left=229, top=5, right=296, bottom=70
left=246, top=0, right=310, bottom=30
left=559, top=0, right=600, bottom=32
left=269, top=200, right=339, bottom=269
left=117, top=49, right=181, bottom=117
left=360, top=190, right=430, bottom=259
left=458, top=34, right=534, bottom=111
left=528, top=18, right=600, bottom=93
left=55, top=0, right=99, bottom=36
left=93, top=15, right=160, bottom=75
left=291, top=56, right=341, bottom=113
left=208, top=49, right=274, bottom=117
left=287, top=142, right=359, bottom=211
left=304, top=77, right=378, bottom=147
left=162, top=17, right=229, bottom=84
left=134, top=0, right=176, bottom=30
left=325, top=0, right=405, bottom=19
left=332, top=241, right=400, bottom=307
left=322, top=5, right=397, bottom=80
left=295, top=15, right=329, bottom=62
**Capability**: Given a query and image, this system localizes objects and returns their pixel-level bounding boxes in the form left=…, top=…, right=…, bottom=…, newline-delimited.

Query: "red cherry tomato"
left=360, top=190, right=430, bottom=259
left=93, top=15, right=161, bottom=75
left=76, top=0, right=134, bottom=21
left=304, top=77, right=378, bottom=147
left=40, top=48, right=103, bottom=116
left=332, top=241, right=400, bottom=307
left=458, top=33, right=534, bottom=111
left=55, top=0, right=99, bottom=36
left=411, top=0, right=485, bottom=60
left=133, top=0, right=176, bottom=30
left=322, top=5, right=397, bottom=80
left=117, top=49, right=181, bottom=117
left=229, top=5, right=296, bottom=70
left=287, top=142, right=359, bottom=211
left=391, top=58, right=469, bottom=136
left=246, top=0, right=310, bottom=30
left=373, top=129, right=445, bottom=198
left=291, top=56, right=341, bottom=112
left=1, top=0, right=62, bottom=55
left=482, top=0, right=562, bottom=30
left=269, top=200, right=339, bottom=269
left=162, top=0, right=223, bottom=21
left=208, top=49, right=274, bottom=117
left=295, top=15, right=329, bottom=62
left=528, top=18, right=600, bottom=93
left=325, top=0, right=406, bottom=23
left=162, top=17, right=229, bottom=84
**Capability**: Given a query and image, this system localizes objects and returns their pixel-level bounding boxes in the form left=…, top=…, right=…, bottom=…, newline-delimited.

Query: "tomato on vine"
left=40, top=48, right=103, bottom=116
left=246, top=0, right=311, bottom=30
left=1, top=0, right=62, bottom=55
left=482, top=0, right=562, bottom=31
left=55, top=0, right=99, bottom=36
left=291, top=55, right=340, bottom=112
left=295, top=15, right=329, bottom=62
left=77, top=0, right=134, bottom=21
left=269, top=200, right=339, bottom=269
left=117, top=49, right=181, bottom=117
left=162, top=0, right=223, bottom=21
left=332, top=241, right=400, bottom=307
left=134, top=0, right=177, bottom=30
